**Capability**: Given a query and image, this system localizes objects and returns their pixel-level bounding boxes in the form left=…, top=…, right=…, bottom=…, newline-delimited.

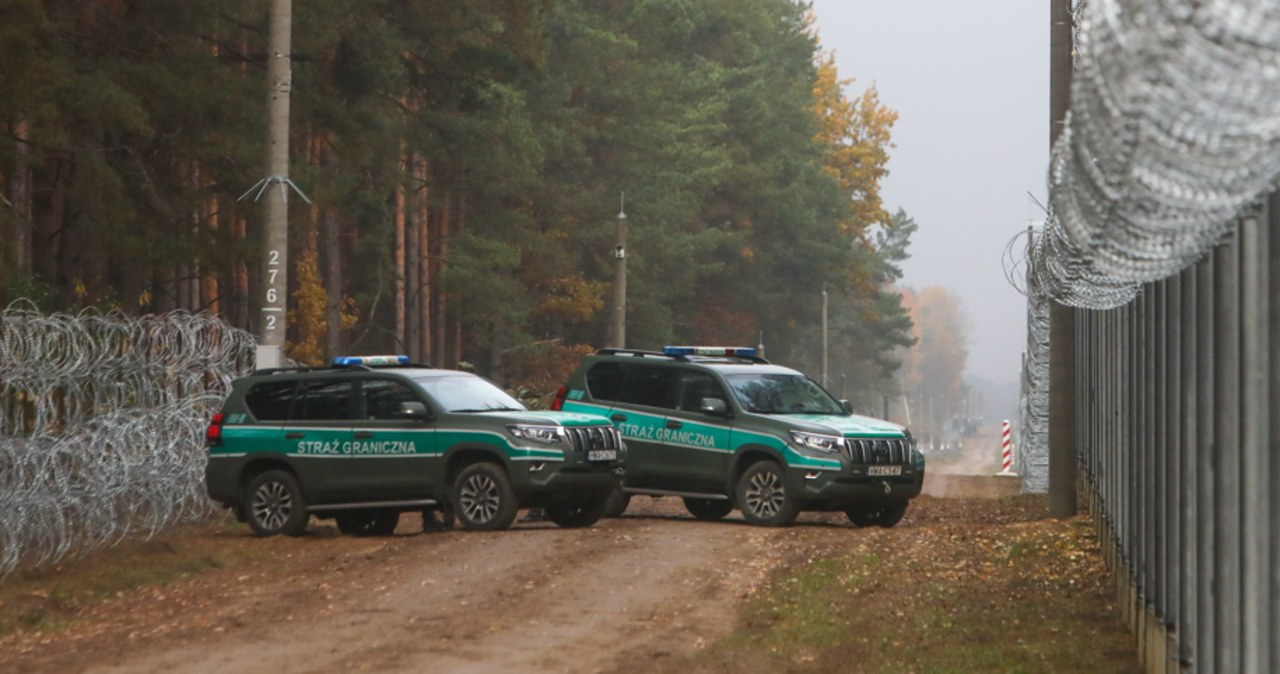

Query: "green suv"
left=206, top=355, right=624, bottom=536
left=553, top=346, right=923, bottom=527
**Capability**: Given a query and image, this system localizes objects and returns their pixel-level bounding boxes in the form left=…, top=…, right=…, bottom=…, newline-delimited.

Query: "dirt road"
left=3, top=432, right=1033, bottom=674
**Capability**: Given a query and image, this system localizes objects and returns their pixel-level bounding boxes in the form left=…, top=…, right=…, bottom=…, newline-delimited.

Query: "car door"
left=356, top=377, right=437, bottom=499
left=284, top=378, right=358, bottom=503
left=656, top=369, right=734, bottom=493
left=239, top=379, right=298, bottom=455
left=606, top=364, right=676, bottom=486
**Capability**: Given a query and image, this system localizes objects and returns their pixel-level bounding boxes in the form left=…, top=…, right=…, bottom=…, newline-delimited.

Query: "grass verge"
left=675, top=498, right=1140, bottom=674
left=0, top=517, right=263, bottom=639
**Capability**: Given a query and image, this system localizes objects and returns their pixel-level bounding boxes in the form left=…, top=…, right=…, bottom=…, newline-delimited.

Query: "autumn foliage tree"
left=899, top=286, right=970, bottom=443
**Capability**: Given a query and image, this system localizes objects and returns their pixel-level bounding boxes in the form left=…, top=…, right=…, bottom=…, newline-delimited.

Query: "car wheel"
left=245, top=470, right=309, bottom=537
left=683, top=497, right=733, bottom=521
left=602, top=486, right=631, bottom=518
left=736, top=461, right=798, bottom=527
left=846, top=501, right=909, bottom=528
left=335, top=509, right=400, bottom=536
left=546, top=496, right=608, bottom=528
left=452, top=462, right=519, bottom=531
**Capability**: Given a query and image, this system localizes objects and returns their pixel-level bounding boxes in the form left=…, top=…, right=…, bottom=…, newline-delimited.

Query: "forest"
left=0, top=0, right=915, bottom=405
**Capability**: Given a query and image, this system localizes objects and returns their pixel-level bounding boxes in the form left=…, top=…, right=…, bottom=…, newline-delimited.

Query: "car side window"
left=296, top=379, right=356, bottom=421
left=619, top=365, right=676, bottom=409
left=586, top=362, right=628, bottom=402
left=244, top=381, right=298, bottom=421
left=363, top=379, right=425, bottom=419
left=676, top=371, right=726, bottom=412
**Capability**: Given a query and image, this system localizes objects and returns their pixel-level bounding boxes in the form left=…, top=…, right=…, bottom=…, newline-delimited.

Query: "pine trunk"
left=393, top=144, right=407, bottom=356
left=9, top=118, right=33, bottom=276
left=414, top=154, right=431, bottom=363
left=323, top=205, right=342, bottom=358
left=432, top=190, right=450, bottom=367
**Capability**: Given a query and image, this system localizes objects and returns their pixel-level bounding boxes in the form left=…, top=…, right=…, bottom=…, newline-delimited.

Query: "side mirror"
left=699, top=397, right=730, bottom=416
left=396, top=401, right=430, bottom=420
left=839, top=399, right=854, bottom=415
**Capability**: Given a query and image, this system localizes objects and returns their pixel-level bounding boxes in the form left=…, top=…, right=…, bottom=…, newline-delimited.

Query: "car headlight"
left=507, top=424, right=565, bottom=445
left=789, top=431, right=845, bottom=454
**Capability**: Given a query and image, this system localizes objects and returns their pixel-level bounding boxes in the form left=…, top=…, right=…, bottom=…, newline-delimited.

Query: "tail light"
left=550, top=387, right=568, bottom=411
left=206, top=413, right=224, bottom=447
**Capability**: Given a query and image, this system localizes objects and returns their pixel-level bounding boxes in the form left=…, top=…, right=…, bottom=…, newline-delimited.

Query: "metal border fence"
left=1075, top=204, right=1277, bottom=673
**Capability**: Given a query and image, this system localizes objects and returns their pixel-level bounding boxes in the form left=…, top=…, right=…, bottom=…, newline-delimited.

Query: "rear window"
left=586, top=362, right=628, bottom=402
left=244, top=381, right=298, bottom=421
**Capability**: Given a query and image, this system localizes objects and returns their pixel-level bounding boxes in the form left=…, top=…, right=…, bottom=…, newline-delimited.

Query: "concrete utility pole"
left=258, top=0, right=293, bottom=369
left=610, top=194, right=627, bottom=348
left=1048, top=0, right=1078, bottom=518
left=821, top=285, right=829, bottom=387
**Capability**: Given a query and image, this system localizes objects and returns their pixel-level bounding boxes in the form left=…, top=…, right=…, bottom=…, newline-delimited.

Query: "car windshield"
left=411, top=374, right=526, bottom=413
left=725, top=373, right=844, bottom=415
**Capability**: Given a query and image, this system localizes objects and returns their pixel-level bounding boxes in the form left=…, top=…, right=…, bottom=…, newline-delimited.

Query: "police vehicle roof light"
left=663, top=346, right=757, bottom=358
left=332, top=355, right=411, bottom=367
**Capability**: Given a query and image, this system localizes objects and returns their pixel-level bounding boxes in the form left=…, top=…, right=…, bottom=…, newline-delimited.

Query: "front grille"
left=844, top=438, right=909, bottom=464
left=564, top=425, right=622, bottom=453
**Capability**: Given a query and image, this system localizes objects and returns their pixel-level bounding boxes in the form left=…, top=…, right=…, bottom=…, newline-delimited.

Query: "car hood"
left=775, top=413, right=906, bottom=438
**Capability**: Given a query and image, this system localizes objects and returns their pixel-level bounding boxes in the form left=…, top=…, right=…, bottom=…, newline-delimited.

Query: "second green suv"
left=206, top=355, right=624, bottom=536
left=553, top=346, right=923, bottom=527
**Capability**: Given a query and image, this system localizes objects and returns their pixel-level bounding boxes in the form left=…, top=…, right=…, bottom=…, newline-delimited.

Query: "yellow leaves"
left=287, top=250, right=327, bottom=366
left=533, top=276, right=605, bottom=324
left=137, top=289, right=152, bottom=309
left=338, top=297, right=359, bottom=331
left=811, top=50, right=898, bottom=237
left=73, top=280, right=87, bottom=299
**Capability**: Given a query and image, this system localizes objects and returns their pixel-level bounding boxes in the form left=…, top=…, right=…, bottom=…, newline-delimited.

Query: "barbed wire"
left=1029, top=0, right=1280, bottom=309
left=0, top=302, right=255, bottom=574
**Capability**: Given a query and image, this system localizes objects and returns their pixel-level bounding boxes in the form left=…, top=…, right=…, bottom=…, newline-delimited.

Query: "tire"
left=683, top=497, right=733, bottom=521
left=546, top=496, right=608, bottom=528
left=602, top=486, right=631, bottom=518
left=244, top=470, right=309, bottom=537
left=452, top=462, right=519, bottom=531
left=736, top=461, right=799, bottom=527
left=335, top=509, right=400, bottom=536
left=846, top=501, right=909, bottom=528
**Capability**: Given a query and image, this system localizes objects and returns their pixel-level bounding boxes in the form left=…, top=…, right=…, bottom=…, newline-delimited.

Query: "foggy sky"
left=810, top=0, right=1049, bottom=385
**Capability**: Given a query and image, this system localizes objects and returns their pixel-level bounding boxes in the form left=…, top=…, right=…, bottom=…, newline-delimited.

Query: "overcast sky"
left=810, top=1, right=1049, bottom=385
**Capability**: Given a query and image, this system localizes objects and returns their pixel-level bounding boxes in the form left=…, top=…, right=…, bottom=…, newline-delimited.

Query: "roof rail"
left=595, top=348, right=677, bottom=359
left=249, top=362, right=433, bottom=376
left=594, top=347, right=769, bottom=364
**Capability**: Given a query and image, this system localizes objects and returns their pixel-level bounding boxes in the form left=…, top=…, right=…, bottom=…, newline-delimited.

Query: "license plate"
left=867, top=465, right=902, bottom=477
left=588, top=449, right=617, bottom=462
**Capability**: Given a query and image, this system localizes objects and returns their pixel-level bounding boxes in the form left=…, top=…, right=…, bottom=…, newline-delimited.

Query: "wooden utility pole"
left=258, top=0, right=293, bottom=368
left=1048, top=0, right=1078, bottom=518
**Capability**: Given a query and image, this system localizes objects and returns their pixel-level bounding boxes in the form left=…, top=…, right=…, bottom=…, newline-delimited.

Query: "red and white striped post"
left=997, top=419, right=1017, bottom=475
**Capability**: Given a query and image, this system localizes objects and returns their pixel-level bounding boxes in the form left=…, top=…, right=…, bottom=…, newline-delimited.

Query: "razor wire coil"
left=1019, top=0, right=1280, bottom=490
left=0, top=302, right=255, bottom=575
left=1029, top=0, right=1280, bottom=309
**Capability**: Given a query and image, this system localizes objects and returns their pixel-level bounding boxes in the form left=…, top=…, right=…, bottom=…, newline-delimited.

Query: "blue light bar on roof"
left=332, top=355, right=410, bottom=367
left=663, top=345, right=757, bottom=358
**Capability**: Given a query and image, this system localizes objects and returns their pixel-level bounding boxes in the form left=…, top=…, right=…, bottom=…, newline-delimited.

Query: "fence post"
left=1239, top=212, right=1269, bottom=673
left=1196, top=251, right=1217, bottom=671
left=1213, top=232, right=1241, bottom=674
left=1179, top=264, right=1198, bottom=671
